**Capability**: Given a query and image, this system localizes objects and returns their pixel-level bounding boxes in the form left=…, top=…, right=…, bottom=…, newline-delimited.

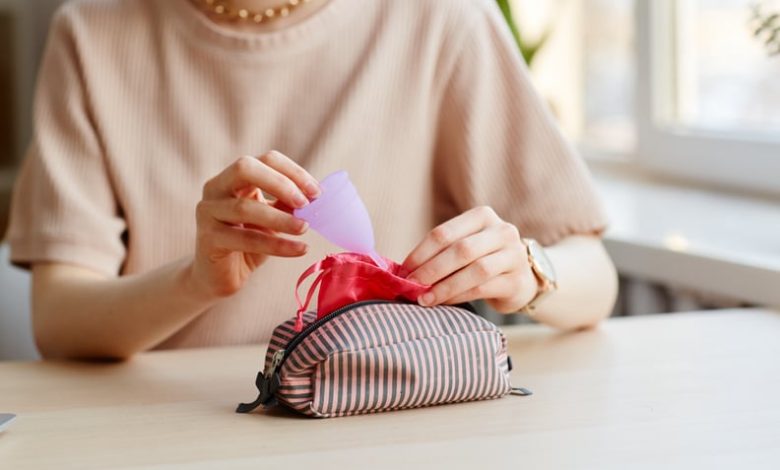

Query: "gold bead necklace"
left=193, top=0, right=314, bottom=24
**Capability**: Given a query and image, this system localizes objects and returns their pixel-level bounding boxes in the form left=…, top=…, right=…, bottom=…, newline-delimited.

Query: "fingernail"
left=419, top=293, right=435, bottom=306
left=299, top=221, right=309, bottom=233
left=305, top=182, right=321, bottom=198
left=293, top=193, right=308, bottom=208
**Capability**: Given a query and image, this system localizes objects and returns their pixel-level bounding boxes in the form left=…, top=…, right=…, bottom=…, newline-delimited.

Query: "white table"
left=1, top=309, right=779, bottom=469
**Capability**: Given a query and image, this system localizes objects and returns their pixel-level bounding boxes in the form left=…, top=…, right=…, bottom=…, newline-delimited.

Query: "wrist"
left=486, top=265, right=537, bottom=314
left=177, top=257, right=221, bottom=308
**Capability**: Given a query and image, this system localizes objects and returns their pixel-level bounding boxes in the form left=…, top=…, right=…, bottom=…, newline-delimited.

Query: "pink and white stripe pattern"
left=263, top=302, right=512, bottom=418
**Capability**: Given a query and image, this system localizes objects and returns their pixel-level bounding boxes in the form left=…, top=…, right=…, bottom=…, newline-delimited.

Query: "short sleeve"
left=432, top=1, right=607, bottom=246
left=5, top=7, right=126, bottom=276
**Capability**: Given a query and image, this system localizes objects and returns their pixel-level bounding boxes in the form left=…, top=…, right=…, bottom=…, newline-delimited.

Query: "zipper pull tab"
left=236, top=371, right=268, bottom=413
left=510, top=386, right=533, bottom=396
left=235, top=349, right=286, bottom=414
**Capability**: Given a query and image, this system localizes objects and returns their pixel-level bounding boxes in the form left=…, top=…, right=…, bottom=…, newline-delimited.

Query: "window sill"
left=590, top=162, right=780, bottom=307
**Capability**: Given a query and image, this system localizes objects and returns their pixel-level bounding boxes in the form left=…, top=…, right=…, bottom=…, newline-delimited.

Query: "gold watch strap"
left=519, top=239, right=557, bottom=316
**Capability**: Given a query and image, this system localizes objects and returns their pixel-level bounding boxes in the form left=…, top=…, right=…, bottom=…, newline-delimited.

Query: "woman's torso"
left=71, top=0, right=467, bottom=346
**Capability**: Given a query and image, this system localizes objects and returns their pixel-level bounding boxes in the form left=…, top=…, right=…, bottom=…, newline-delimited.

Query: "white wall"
left=0, top=244, right=37, bottom=360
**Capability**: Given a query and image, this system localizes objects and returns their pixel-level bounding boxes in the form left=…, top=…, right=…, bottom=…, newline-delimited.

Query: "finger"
left=402, top=206, right=501, bottom=273
left=418, top=249, right=520, bottom=306
left=197, top=198, right=308, bottom=235
left=208, top=224, right=308, bottom=258
left=444, top=273, right=522, bottom=306
left=202, top=156, right=310, bottom=209
left=408, top=223, right=515, bottom=285
left=271, top=199, right=295, bottom=215
left=234, top=186, right=266, bottom=201
left=234, top=187, right=270, bottom=231
left=258, top=150, right=321, bottom=199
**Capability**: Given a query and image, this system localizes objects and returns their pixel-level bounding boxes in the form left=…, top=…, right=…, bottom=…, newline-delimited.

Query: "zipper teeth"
left=275, top=300, right=393, bottom=370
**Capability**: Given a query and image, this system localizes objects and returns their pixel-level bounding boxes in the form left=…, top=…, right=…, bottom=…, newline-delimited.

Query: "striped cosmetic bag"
left=236, top=300, right=530, bottom=418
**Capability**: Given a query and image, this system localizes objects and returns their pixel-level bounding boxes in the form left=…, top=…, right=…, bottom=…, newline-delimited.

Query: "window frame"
left=634, top=0, right=780, bottom=195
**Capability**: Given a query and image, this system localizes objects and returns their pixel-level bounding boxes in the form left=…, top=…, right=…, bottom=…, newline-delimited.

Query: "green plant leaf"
left=495, top=0, right=551, bottom=67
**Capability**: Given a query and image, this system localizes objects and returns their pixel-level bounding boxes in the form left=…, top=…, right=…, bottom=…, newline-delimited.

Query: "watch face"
left=528, top=240, right=557, bottom=282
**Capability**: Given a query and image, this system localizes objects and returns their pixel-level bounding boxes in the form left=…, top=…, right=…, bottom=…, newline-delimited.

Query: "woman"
left=7, top=0, right=617, bottom=359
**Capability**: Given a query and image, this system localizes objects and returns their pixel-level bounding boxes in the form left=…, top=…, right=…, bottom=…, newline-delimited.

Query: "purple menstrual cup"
left=294, top=171, right=388, bottom=270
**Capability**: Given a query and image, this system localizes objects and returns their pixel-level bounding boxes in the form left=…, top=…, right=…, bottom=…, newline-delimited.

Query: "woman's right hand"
left=188, top=151, right=321, bottom=300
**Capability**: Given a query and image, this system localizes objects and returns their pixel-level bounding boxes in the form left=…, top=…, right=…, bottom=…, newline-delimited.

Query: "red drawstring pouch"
left=294, top=252, right=431, bottom=331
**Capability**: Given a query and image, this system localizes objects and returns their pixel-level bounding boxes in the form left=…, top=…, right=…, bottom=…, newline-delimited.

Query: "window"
left=636, top=0, right=780, bottom=193
left=582, top=0, right=637, bottom=155
left=674, top=0, right=780, bottom=134
left=517, top=0, right=780, bottom=194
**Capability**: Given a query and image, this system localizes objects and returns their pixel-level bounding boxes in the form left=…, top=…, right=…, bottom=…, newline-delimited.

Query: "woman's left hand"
left=403, top=206, right=539, bottom=313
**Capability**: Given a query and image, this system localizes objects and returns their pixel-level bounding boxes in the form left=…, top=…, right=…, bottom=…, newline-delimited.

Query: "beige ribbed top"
left=7, top=0, right=606, bottom=348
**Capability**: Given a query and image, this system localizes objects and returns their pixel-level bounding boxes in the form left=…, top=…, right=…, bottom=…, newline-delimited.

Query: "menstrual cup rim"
left=293, top=170, right=358, bottom=221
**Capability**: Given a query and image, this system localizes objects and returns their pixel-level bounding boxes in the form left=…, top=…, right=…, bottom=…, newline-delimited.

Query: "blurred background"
left=1, top=0, right=779, bottom=359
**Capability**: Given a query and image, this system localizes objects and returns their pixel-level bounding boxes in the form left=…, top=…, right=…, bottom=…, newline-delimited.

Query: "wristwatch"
left=519, top=238, right=558, bottom=315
